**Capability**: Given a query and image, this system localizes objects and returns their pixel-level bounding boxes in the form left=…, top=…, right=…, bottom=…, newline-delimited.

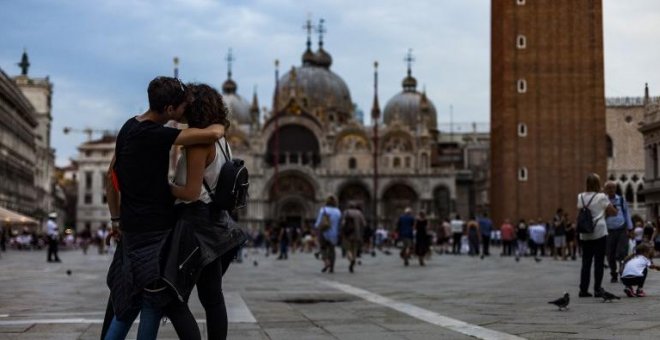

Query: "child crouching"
left=621, top=243, right=660, bottom=297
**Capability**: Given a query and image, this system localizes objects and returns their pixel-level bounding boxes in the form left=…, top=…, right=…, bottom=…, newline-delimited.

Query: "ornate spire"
left=302, top=15, right=316, bottom=66
left=225, top=48, right=235, bottom=80
left=250, top=85, right=259, bottom=114
left=251, top=85, right=260, bottom=126
left=18, top=49, right=30, bottom=76
left=317, top=18, right=326, bottom=49
left=645, top=83, right=650, bottom=105
left=314, top=18, right=332, bottom=68
left=371, top=61, right=381, bottom=122
left=222, top=49, right=237, bottom=94
left=402, top=48, right=417, bottom=92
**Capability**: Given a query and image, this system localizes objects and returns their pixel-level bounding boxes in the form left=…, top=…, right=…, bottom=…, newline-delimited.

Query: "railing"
left=606, top=96, right=660, bottom=107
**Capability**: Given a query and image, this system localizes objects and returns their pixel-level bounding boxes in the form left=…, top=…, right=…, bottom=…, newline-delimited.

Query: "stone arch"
left=266, top=124, right=321, bottom=167
left=335, top=129, right=372, bottom=153
left=432, top=185, right=452, bottom=220
left=381, top=182, right=418, bottom=228
left=337, top=180, right=372, bottom=220
left=638, top=184, right=646, bottom=203
left=266, top=171, right=319, bottom=227
left=263, top=169, right=320, bottom=201
left=625, top=184, right=634, bottom=203
left=381, top=130, right=414, bottom=153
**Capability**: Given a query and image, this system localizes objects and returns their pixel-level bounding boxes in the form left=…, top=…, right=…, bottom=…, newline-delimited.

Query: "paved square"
left=1, top=247, right=660, bottom=339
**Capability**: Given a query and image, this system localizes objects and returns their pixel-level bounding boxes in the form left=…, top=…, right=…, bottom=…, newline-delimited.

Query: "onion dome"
left=221, top=49, right=251, bottom=125
left=315, top=47, right=332, bottom=69
left=383, top=50, right=437, bottom=131
left=273, top=18, right=352, bottom=123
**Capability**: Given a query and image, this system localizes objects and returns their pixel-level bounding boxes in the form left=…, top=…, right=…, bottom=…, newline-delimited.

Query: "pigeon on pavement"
left=601, top=290, right=621, bottom=302
left=548, top=292, right=570, bottom=310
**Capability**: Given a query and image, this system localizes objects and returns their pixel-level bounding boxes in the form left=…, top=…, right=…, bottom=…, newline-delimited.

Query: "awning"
left=0, top=206, right=38, bottom=225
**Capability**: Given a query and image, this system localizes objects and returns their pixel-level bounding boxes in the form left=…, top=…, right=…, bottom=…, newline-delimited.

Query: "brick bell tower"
left=490, top=0, right=607, bottom=225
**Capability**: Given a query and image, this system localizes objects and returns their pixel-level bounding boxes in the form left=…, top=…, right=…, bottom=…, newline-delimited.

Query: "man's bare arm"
left=174, top=124, right=225, bottom=146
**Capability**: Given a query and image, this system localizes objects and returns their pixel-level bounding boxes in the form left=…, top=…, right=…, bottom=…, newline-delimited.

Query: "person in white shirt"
left=450, top=215, right=465, bottom=255
left=621, top=243, right=660, bottom=297
left=529, top=220, right=546, bottom=259
left=577, top=173, right=617, bottom=298
left=46, top=213, right=60, bottom=262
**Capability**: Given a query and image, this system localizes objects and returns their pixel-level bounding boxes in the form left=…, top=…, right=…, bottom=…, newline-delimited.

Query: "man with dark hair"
left=101, top=76, right=225, bottom=340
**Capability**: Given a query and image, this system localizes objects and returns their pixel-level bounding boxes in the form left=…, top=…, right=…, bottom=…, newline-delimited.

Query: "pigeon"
left=534, top=257, right=542, bottom=263
left=601, top=290, right=620, bottom=302
left=548, top=292, right=570, bottom=310
left=66, top=269, right=72, bottom=276
left=253, top=260, right=258, bottom=267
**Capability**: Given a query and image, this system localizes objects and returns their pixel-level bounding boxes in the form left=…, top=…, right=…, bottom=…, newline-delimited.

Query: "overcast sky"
left=1, top=0, right=659, bottom=166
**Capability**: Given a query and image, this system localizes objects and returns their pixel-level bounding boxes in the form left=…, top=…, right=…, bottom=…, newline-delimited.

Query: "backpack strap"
left=582, top=192, right=598, bottom=209
left=202, top=139, right=228, bottom=202
left=218, top=139, right=231, bottom=162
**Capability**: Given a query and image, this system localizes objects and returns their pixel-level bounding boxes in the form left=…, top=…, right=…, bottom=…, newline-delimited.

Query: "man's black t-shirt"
left=114, top=117, right=181, bottom=232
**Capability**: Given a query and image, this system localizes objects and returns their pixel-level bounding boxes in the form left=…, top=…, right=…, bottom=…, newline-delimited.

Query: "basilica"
left=220, top=22, right=487, bottom=230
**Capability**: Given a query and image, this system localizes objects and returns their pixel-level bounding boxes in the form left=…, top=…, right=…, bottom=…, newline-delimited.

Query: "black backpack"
left=576, top=193, right=598, bottom=234
left=342, top=214, right=357, bottom=238
left=203, top=139, right=249, bottom=216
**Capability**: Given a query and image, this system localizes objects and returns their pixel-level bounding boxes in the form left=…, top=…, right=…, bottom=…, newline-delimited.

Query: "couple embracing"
left=101, top=76, right=247, bottom=340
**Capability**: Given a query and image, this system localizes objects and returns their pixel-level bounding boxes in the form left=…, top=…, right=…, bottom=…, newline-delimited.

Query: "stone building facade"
left=491, top=0, right=607, bottom=225
left=639, top=88, right=660, bottom=221
left=13, top=53, right=55, bottom=222
left=0, top=68, right=38, bottom=217
left=606, top=91, right=660, bottom=219
left=220, top=23, right=482, bottom=230
left=75, top=135, right=115, bottom=231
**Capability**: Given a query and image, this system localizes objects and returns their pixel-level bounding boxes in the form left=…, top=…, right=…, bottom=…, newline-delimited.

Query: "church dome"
left=222, top=79, right=251, bottom=125
left=383, top=73, right=437, bottom=131
left=275, top=63, right=353, bottom=123
left=314, top=47, right=333, bottom=68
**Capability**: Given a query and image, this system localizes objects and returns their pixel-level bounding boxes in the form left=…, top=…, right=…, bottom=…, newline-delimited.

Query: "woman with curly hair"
left=166, top=83, right=247, bottom=339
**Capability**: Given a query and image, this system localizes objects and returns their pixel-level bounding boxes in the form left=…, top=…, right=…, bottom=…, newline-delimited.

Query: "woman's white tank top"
left=173, top=138, right=232, bottom=204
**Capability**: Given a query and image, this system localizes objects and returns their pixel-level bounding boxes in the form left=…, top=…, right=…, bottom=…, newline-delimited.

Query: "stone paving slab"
left=3, top=247, right=660, bottom=339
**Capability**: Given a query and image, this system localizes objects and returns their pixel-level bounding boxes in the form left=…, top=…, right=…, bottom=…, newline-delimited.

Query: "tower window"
left=517, top=79, right=527, bottom=93
left=393, top=157, right=401, bottom=168
left=518, top=123, right=527, bottom=137
left=516, top=0, right=525, bottom=5
left=518, top=167, right=528, bottom=181
left=516, top=35, right=527, bottom=49
left=348, top=157, right=357, bottom=169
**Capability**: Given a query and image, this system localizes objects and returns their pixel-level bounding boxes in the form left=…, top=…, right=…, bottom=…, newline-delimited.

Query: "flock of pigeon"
left=548, top=291, right=621, bottom=311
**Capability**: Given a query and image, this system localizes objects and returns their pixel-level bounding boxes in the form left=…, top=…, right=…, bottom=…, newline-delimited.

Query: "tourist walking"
left=397, top=207, right=415, bottom=266
left=414, top=211, right=430, bottom=266
left=466, top=215, right=480, bottom=256
left=341, top=203, right=366, bottom=273
left=565, top=213, right=577, bottom=260
left=46, top=212, right=60, bottom=263
left=603, top=181, right=633, bottom=282
left=500, top=219, right=515, bottom=256
left=515, top=219, right=529, bottom=260
left=553, top=209, right=567, bottom=260
left=315, top=195, right=342, bottom=273
left=450, top=215, right=465, bottom=255
left=478, top=213, right=493, bottom=256
left=78, top=225, right=92, bottom=255
left=577, top=173, right=617, bottom=298
left=529, top=220, right=546, bottom=260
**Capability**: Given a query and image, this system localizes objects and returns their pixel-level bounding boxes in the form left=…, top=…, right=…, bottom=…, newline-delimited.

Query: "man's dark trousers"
left=606, top=228, right=629, bottom=279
